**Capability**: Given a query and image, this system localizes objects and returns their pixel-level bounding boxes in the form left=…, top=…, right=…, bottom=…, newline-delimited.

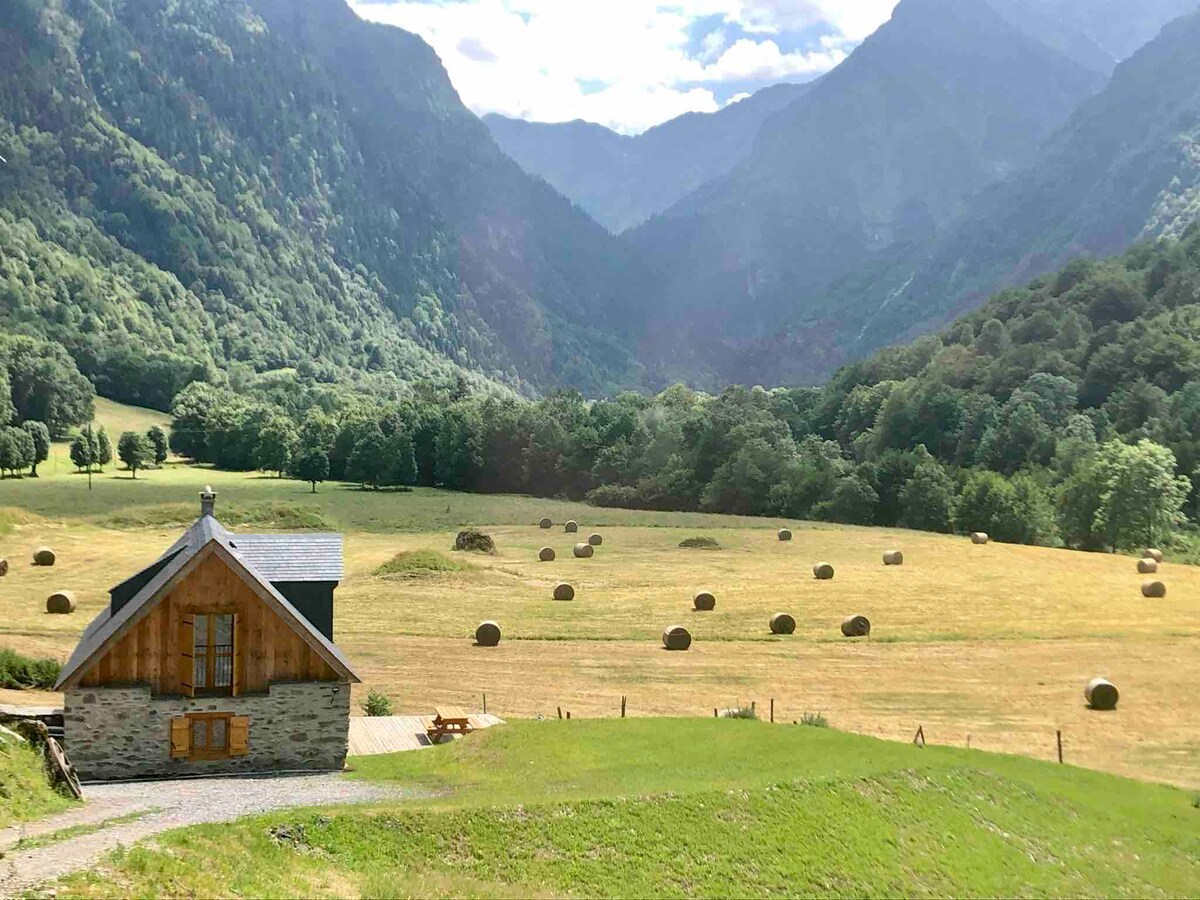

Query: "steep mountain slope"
left=485, top=82, right=813, bottom=233
left=0, top=0, right=646, bottom=406
left=625, top=0, right=1105, bottom=388
left=846, top=4, right=1200, bottom=358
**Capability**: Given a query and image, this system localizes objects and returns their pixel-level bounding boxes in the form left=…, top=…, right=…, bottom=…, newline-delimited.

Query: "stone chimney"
left=200, top=485, right=217, bottom=518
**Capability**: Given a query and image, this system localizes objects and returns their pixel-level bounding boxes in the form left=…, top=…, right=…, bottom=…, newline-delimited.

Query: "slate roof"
left=55, top=515, right=358, bottom=690
left=228, top=533, right=344, bottom=582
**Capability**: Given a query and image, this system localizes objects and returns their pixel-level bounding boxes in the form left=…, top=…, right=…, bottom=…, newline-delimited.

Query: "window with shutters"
left=191, top=613, right=236, bottom=696
left=169, top=713, right=250, bottom=760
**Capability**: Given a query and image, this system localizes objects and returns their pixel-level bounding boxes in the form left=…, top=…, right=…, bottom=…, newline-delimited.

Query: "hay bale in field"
left=553, top=582, right=575, bottom=601
left=693, top=591, right=716, bottom=611
left=46, top=590, right=76, bottom=614
left=475, top=621, right=502, bottom=647
left=573, top=542, right=594, bottom=559
left=970, top=532, right=989, bottom=545
left=1084, top=677, right=1119, bottom=711
left=777, top=528, right=792, bottom=542
left=1141, top=580, right=1167, bottom=599
left=679, top=536, right=721, bottom=550
left=32, top=547, right=55, bottom=566
left=812, top=562, right=834, bottom=580
left=1137, top=558, right=1158, bottom=574
left=883, top=550, right=904, bottom=566
left=454, top=530, right=496, bottom=554
left=538, top=547, right=556, bottom=562
left=769, top=612, right=796, bottom=635
left=564, top=520, right=579, bottom=533
left=0, top=558, right=7, bottom=577
left=1144, top=548, right=1164, bottom=563
left=840, top=615, right=871, bottom=637
left=538, top=517, right=553, bottom=529
left=588, top=533, right=603, bottom=547
left=662, top=625, right=691, bottom=651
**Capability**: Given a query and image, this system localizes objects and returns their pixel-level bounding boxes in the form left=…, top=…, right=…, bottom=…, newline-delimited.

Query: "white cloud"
left=701, top=38, right=846, bottom=82
left=349, top=0, right=899, bottom=134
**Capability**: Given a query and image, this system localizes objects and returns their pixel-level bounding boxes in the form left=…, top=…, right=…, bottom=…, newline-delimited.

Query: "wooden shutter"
left=178, top=614, right=195, bottom=697
left=229, top=716, right=250, bottom=756
left=232, top=612, right=241, bottom=696
left=169, top=716, right=190, bottom=759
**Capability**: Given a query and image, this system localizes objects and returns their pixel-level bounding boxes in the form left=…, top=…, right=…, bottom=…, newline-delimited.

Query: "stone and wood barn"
left=54, top=489, right=360, bottom=781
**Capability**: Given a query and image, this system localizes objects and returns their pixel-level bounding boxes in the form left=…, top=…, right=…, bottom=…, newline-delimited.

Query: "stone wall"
left=64, top=681, right=351, bottom=781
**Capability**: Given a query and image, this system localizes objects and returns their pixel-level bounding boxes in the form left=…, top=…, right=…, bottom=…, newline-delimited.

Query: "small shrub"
left=375, top=550, right=468, bottom=577
left=453, top=530, right=496, bottom=554
left=0, top=648, right=61, bottom=690
left=721, top=704, right=758, bottom=720
left=678, top=536, right=721, bottom=550
left=362, top=690, right=394, bottom=717
left=798, top=712, right=828, bottom=728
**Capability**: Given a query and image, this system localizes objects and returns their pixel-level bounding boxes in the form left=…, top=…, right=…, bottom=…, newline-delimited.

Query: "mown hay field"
left=1, top=465, right=1198, bottom=790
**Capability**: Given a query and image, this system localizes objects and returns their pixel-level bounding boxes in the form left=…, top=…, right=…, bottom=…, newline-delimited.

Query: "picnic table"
left=426, top=706, right=474, bottom=744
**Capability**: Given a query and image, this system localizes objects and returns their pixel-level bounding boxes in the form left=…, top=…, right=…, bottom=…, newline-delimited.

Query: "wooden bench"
left=426, top=706, right=473, bottom=744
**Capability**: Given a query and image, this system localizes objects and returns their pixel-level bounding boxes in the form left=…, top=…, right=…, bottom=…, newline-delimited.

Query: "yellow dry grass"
left=2, top=520, right=1198, bottom=788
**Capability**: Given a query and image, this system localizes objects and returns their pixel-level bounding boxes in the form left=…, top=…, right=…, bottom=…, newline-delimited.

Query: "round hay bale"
left=840, top=615, right=871, bottom=637
left=812, top=562, right=835, bottom=580
left=564, top=520, right=579, bottom=533
left=573, top=542, right=594, bottom=559
left=553, top=582, right=575, bottom=602
left=1084, top=677, right=1119, bottom=711
left=0, top=558, right=8, bottom=577
left=1144, top=548, right=1164, bottom=563
left=454, top=530, right=496, bottom=554
left=1136, top=558, right=1158, bottom=574
left=538, top=547, right=556, bottom=562
left=475, top=620, right=501, bottom=647
left=588, top=533, right=603, bottom=547
left=769, top=612, right=796, bottom=635
left=32, top=547, right=56, bottom=566
left=46, top=590, right=76, bottom=614
left=777, top=528, right=792, bottom=542
left=883, top=550, right=904, bottom=566
left=693, top=591, right=716, bottom=611
left=970, top=532, right=989, bottom=545
left=662, top=625, right=691, bottom=651
left=1141, top=580, right=1167, bottom=599
left=538, top=517, right=553, bottom=529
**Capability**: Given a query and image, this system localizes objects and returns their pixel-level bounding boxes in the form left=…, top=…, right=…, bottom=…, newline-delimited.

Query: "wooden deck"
left=347, top=713, right=504, bottom=756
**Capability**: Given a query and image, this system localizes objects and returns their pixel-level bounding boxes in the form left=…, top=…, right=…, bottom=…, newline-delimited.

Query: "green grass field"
left=0, top=740, right=75, bottom=829
left=56, top=720, right=1200, bottom=898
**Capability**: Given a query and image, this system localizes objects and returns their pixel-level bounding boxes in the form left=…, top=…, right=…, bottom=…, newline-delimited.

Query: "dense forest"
left=120, top=227, right=1195, bottom=557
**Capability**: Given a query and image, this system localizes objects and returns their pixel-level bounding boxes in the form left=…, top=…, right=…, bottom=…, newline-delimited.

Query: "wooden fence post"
left=1056, top=729, right=1063, bottom=763
left=482, top=693, right=487, bottom=715
left=770, top=698, right=775, bottom=723
left=714, top=708, right=718, bottom=718
left=557, top=706, right=562, bottom=720
left=620, top=696, right=626, bottom=718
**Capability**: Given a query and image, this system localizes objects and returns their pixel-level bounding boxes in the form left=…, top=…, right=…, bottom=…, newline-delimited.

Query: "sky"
left=349, top=0, right=901, bottom=134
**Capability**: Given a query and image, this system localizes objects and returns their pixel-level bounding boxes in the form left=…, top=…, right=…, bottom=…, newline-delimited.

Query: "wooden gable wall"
left=80, top=553, right=339, bottom=693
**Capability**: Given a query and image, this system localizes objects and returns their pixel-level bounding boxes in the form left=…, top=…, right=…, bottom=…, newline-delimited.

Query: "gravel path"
left=0, top=772, right=406, bottom=894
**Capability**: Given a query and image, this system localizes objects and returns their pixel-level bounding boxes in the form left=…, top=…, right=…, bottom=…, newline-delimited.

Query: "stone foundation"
left=64, top=681, right=351, bottom=781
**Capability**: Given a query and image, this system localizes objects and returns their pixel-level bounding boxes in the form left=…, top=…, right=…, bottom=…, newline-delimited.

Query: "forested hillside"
left=485, top=83, right=812, bottom=234
left=0, top=0, right=645, bottom=409
left=626, top=0, right=1105, bottom=389
left=153, top=227, right=1200, bottom=557
left=842, top=3, right=1200, bottom=360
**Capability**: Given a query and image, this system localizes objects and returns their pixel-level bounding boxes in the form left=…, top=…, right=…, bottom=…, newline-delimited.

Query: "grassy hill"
left=55, top=719, right=1200, bottom=897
